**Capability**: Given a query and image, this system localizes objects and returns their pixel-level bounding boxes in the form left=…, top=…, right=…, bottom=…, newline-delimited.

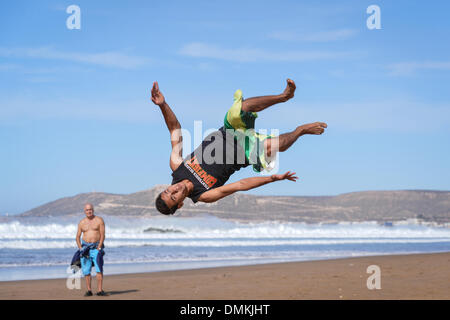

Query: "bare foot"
left=281, top=79, right=296, bottom=101
left=298, top=122, right=327, bottom=135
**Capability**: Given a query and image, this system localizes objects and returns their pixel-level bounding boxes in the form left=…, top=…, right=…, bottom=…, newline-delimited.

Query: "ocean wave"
left=0, top=250, right=430, bottom=268
left=0, top=218, right=449, bottom=242
left=1, top=237, right=450, bottom=250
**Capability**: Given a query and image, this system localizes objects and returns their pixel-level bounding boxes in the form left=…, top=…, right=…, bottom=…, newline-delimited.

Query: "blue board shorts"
left=80, top=240, right=104, bottom=276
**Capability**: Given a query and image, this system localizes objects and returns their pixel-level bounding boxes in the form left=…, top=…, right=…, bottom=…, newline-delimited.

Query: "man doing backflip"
left=152, top=79, right=327, bottom=215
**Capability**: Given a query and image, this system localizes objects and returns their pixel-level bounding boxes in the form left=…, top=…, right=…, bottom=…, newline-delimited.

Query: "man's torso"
left=80, top=216, right=102, bottom=243
left=171, top=127, right=249, bottom=203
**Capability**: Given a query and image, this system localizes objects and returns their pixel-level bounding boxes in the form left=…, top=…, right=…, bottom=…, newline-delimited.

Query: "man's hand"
left=199, top=171, right=299, bottom=203
left=151, top=81, right=165, bottom=106
left=271, top=171, right=298, bottom=182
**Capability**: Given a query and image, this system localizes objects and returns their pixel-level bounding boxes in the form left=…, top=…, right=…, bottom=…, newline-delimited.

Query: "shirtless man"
left=152, top=79, right=327, bottom=215
left=76, top=203, right=106, bottom=296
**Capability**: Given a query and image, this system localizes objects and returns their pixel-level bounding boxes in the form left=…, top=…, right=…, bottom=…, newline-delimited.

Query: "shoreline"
left=1, top=249, right=448, bottom=282
left=1, top=252, right=449, bottom=300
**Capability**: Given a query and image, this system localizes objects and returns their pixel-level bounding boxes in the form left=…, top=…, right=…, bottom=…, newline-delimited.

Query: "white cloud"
left=388, top=61, right=450, bottom=76
left=256, top=100, right=450, bottom=133
left=3, top=93, right=449, bottom=134
left=0, top=47, right=150, bottom=69
left=0, top=96, right=156, bottom=124
left=268, top=28, right=358, bottom=42
left=179, top=42, right=351, bottom=62
left=0, top=63, right=20, bottom=71
left=0, top=63, right=93, bottom=75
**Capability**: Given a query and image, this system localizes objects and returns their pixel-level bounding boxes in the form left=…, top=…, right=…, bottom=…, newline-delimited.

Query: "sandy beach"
left=0, top=252, right=449, bottom=300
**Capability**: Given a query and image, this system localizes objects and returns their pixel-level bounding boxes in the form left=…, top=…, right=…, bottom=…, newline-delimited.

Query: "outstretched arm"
left=151, top=81, right=183, bottom=171
left=198, top=171, right=298, bottom=203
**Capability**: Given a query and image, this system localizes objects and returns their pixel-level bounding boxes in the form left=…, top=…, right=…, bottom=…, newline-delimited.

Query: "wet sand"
left=0, top=252, right=449, bottom=300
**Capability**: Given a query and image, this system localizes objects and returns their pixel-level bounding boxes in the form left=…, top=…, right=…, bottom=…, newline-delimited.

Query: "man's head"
left=84, top=203, right=95, bottom=218
left=155, top=181, right=188, bottom=215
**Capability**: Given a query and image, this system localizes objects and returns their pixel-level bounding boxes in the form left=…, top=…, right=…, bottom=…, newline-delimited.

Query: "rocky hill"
left=20, top=186, right=450, bottom=224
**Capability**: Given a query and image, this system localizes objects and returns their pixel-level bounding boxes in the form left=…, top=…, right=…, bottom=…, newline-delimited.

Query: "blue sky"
left=1, top=0, right=450, bottom=213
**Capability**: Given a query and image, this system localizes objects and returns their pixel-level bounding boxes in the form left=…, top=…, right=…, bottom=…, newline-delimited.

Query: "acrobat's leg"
left=264, top=122, right=328, bottom=157
left=241, top=79, right=296, bottom=113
